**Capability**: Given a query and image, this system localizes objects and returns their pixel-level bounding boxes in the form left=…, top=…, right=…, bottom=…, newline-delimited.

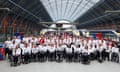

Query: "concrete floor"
left=0, top=60, right=120, bottom=72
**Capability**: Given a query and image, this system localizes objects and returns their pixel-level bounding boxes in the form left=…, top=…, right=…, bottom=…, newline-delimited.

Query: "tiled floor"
left=0, top=60, right=120, bottom=72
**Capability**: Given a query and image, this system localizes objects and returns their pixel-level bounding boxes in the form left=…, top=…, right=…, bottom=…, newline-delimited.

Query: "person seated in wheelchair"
left=61, top=43, right=67, bottom=59
left=27, top=40, right=32, bottom=62
left=96, top=44, right=106, bottom=63
left=104, top=44, right=111, bottom=61
left=19, top=41, right=24, bottom=62
left=22, top=43, right=30, bottom=64
left=81, top=45, right=90, bottom=64
left=88, top=44, right=96, bottom=60
left=48, top=44, right=56, bottom=61
left=37, top=44, right=42, bottom=61
left=56, top=44, right=64, bottom=62
left=11, top=45, right=21, bottom=66
left=74, top=45, right=81, bottom=62
left=39, top=44, right=48, bottom=62
left=31, top=43, right=39, bottom=62
left=111, top=44, right=119, bottom=63
left=65, top=44, right=73, bottom=62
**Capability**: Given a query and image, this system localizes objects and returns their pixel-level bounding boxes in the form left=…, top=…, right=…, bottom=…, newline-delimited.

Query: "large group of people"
left=4, top=32, right=120, bottom=66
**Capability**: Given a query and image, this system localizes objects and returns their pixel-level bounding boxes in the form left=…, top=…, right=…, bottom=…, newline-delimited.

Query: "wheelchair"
left=10, top=55, right=21, bottom=67
left=7, top=49, right=13, bottom=62
left=39, top=51, right=47, bottom=62
left=48, top=51, right=56, bottom=62
left=56, top=51, right=64, bottom=62
left=37, top=52, right=41, bottom=62
left=96, top=51, right=104, bottom=63
left=89, top=52, right=96, bottom=60
left=81, top=53, right=90, bottom=64
left=22, top=53, right=30, bottom=64
left=31, top=53, right=38, bottom=62
left=65, top=52, right=73, bottom=62
left=111, top=52, right=119, bottom=63
left=73, top=52, right=81, bottom=62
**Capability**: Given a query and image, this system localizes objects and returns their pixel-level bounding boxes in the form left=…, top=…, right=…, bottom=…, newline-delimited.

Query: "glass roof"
left=40, top=0, right=100, bottom=22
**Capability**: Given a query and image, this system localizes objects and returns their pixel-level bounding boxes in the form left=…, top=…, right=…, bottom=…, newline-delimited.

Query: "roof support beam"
left=78, top=13, right=111, bottom=26
left=0, top=8, right=10, bottom=11
left=8, top=0, right=40, bottom=20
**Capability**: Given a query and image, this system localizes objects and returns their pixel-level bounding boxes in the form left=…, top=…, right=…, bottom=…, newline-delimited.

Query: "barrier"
left=0, top=44, right=5, bottom=61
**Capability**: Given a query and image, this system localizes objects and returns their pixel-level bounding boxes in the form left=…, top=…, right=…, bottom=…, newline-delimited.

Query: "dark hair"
left=13, top=40, right=15, bottom=44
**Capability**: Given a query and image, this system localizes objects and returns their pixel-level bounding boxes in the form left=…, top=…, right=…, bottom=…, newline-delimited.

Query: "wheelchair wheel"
left=98, top=57, right=103, bottom=63
left=56, top=54, right=63, bottom=62
left=81, top=54, right=90, bottom=64
left=115, top=55, right=119, bottom=63
left=10, top=62, right=17, bottom=67
left=111, top=53, right=119, bottom=63
left=81, top=58, right=90, bottom=64
left=73, top=53, right=80, bottom=62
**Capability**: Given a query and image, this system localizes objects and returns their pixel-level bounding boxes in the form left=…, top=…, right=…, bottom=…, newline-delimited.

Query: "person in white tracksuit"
left=65, top=45, right=73, bottom=62
left=88, top=44, right=96, bottom=60
left=56, top=44, right=64, bottom=62
left=31, top=44, right=39, bottom=61
left=22, top=44, right=30, bottom=63
left=4, top=37, right=12, bottom=57
left=48, top=44, right=56, bottom=61
left=81, top=45, right=90, bottom=64
left=111, top=44, right=119, bottom=63
left=39, top=44, right=48, bottom=62
left=11, top=45, right=21, bottom=66
left=74, top=45, right=81, bottom=62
